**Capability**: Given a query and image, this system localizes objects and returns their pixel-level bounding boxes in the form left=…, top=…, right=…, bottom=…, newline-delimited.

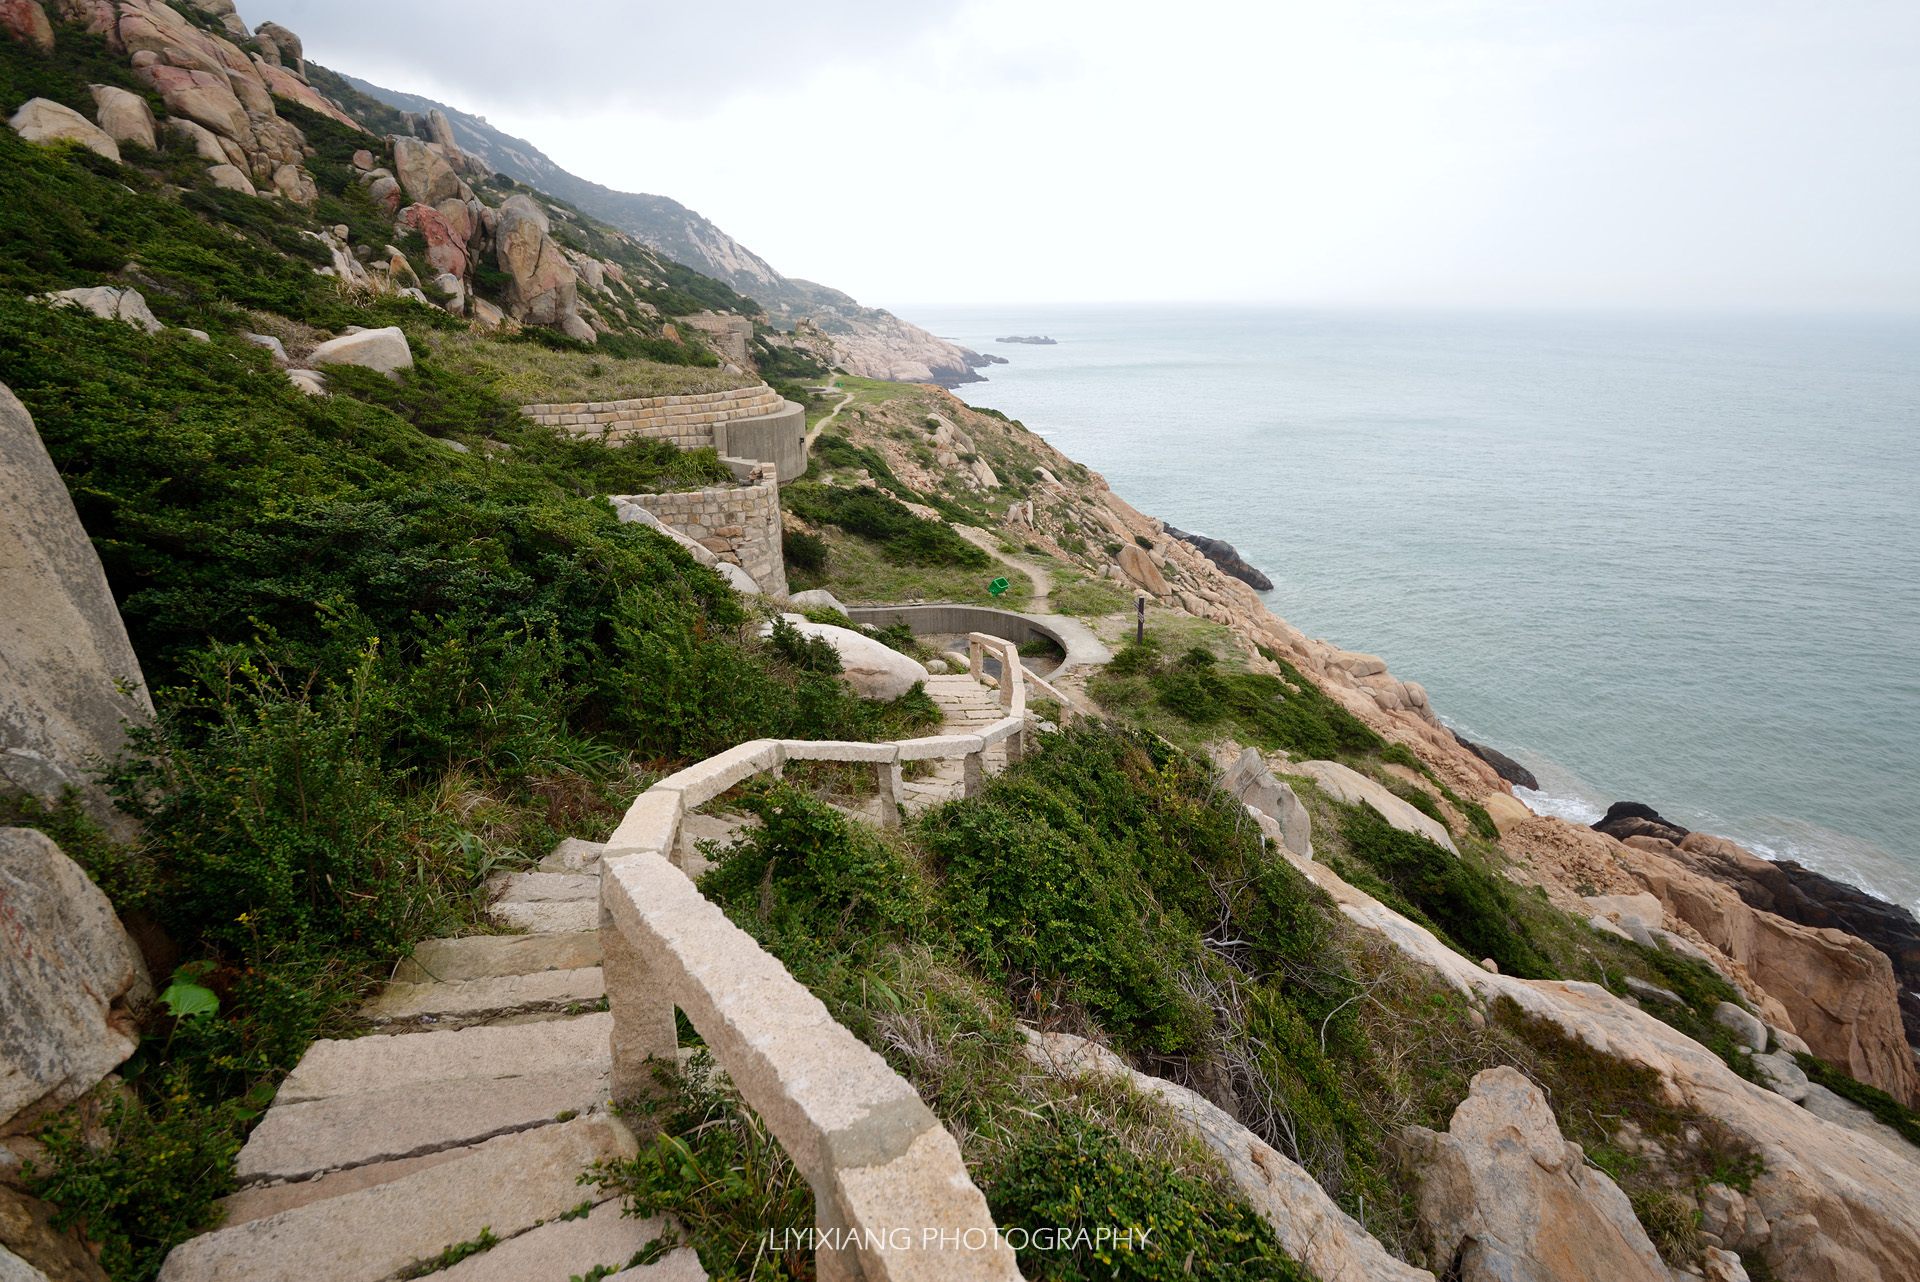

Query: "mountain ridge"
left=341, top=73, right=991, bottom=386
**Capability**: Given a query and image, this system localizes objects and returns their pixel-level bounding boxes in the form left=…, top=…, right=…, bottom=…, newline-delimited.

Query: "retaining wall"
left=633, top=465, right=788, bottom=596
left=520, top=386, right=809, bottom=482
left=845, top=604, right=1111, bottom=673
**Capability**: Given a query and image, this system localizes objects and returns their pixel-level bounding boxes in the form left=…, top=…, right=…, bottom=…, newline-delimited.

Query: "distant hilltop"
left=998, top=334, right=1057, bottom=345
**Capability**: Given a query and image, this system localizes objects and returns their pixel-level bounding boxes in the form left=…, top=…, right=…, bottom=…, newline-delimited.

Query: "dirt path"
left=805, top=378, right=856, bottom=446
left=954, top=525, right=1054, bottom=607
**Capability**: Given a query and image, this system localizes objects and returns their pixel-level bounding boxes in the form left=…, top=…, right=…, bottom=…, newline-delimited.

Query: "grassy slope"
left=0, top=32, right=932, bottom=1272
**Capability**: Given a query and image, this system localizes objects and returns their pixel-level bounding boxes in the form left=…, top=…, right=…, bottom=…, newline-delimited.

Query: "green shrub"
left=1333, top=803, right=1554, bottom=979
left=986, top=1113, right=1309, bottom=1282
left=587, top=1053, right=813, bottom=1281
left=1792, top=1053, right=1920, bottom=1147
left=25, top=1069, right=247, bottom=1282
left=783, top=483, right=988, bottom=569
left=783, top=529, right=829, bottom=571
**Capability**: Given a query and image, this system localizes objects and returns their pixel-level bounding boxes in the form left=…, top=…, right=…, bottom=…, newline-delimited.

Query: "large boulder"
left=494, top=194, right=579, bottom=330
left=1401, top=1066, right=1667, bottom=1282
left=1286, top=833, right=1920, bottom=1280
left=7, top=97, right=119, bottom=162
left=397, top=203, right=466, bottom=278
left=0, top=828, right=150, bottom=1129
left=390, top=135, right=460, bottom=208
left=1287, top=759, right=1459, bottom=854
left=163, top=114, right=227, bottom=162
left=87, top=84, right=155, bottom=150
left=38, top=286, right=161, bottom=334
left=1, top=0, right=54, bottom=50
left=252, top=21, right=303, bottom=76
left=759, top=615, right=927, bottom=701
left=133, top=65, right=249, bottom=143
left=1, top=381, right=155, bottom=842
left=1609, top=837, right=1920, bottom=1105
left=1116, top=543, right=1168, bottom=596
left=306, top=326, right=413, bottom=376
left=1222, top=747, right=1312, bottom=857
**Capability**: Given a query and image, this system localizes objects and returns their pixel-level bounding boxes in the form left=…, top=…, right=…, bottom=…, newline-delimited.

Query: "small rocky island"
left=997, top=334, right=1057, bottom=344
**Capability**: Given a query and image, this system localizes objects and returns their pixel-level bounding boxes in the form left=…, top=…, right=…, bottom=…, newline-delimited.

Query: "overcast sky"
left=271, top=0, right=1919, bottom=309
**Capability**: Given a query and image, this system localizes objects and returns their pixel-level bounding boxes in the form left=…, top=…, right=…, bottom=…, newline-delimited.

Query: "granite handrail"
left=596, top=635, right=1035, bottom=1281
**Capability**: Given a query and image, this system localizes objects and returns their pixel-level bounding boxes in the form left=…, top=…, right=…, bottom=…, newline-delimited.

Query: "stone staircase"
left=157, top=839, right=720, bottom=1281
left=158, top=668, right=1017, bottom=1281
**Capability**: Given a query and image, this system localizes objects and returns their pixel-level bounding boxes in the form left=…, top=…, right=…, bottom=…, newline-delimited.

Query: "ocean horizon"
left=902, top=304, right=1920, bottom=914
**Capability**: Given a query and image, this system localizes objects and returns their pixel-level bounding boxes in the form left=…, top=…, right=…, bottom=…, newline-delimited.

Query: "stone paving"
left=158, top=669, right=1016, bottom=1281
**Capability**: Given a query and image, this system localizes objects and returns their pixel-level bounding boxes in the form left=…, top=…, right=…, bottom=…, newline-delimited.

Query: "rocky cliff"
left=335, top=76, right=993, bottom=385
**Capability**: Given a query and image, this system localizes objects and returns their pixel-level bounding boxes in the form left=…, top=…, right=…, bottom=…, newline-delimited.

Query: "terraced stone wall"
left=633, top=465, right=788, bottom=596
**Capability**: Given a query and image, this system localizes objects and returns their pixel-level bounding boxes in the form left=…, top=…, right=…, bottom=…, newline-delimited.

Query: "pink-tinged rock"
left=365, top=174, right=401, bottom=215
left=434, top=197, right=472, bottom=246
left=50, top=0, right=119, bottom=45
left=2, top=0, right=53, bottom=50
left=225, top=67, right=271, bottom=115
left=117, top=0, right=227, bottom=77
left=252, top=20, right=302, bottom=75
left=271, top=163, right=316, bottom=205
left=89, top=84, right=156, bottom=150
left=399, top=203, right=466, bottom=278
left=251, top=57, right=360, bottom=130
left=8, top=97, right=119, bottom=161
left=391, top=135, right=461, bottom=207
left=494, top=194, right=577, bottom=327
left=165, top=115, right=225, bottom=161
left=136, top=64, right=250, bottom=143
left=206, top=162, right=254, bottom=195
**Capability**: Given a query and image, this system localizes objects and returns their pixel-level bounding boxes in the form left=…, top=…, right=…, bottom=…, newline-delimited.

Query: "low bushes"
left=782, top=482, right=989, bottom=569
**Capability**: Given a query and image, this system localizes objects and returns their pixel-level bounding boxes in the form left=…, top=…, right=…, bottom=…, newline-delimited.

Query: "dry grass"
left=425, top=329, right=758, bottom=405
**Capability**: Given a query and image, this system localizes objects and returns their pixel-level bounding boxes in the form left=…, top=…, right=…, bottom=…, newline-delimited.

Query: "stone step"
left=156, top=1116, right=638, bottom=1282
left=393, top=932, right=603, bottom=985
left=237, top=1061, right=611, bottom=1185
left=491, top=900, right=600, bottom=933
left=276, top=1012, right=611, bottom=1105
left=364, top=967, right=606, bottom=1029
left=539, top=837, right=608, bottom=874
left=431, top=1202, right=703, bottom=1281
left=486, top=870, right=602, bottom=933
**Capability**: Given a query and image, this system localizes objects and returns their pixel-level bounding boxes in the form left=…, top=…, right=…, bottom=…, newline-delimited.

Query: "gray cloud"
left=257, top=0, right=967, bottom=115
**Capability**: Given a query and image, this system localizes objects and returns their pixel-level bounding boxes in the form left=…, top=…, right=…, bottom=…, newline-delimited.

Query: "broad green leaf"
left=160, top=980, right=219, bottom=1020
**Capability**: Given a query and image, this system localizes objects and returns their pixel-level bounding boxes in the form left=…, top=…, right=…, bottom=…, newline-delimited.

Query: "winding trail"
left=953, top=524, right=1054, bottom=608
left=804, top=378, right=856, bottom=447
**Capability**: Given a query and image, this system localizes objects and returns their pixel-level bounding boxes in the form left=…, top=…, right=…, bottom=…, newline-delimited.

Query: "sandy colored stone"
left=435, top=1203, right=684, bottom=1282
left=1402, top=1066, right=1665, bottom=1282
left=1482, top=790, right=1534, bottom=835
left=236, top=1061, right=609, bottom=1182
left=275, top=1012, right=610, bottom=1105
left=390, top=135, right=460, bottom=208
left=0, top=830, right=149, bottom=1127
left=308, top=326, right=412, bottom=375
left=1023, top=1029, right=1429, bottom=1282
left=1277, top=843, right=1920, bottom=1281
left=490, top=899, right=598, bottom=933
left=393, top=932, right=602, bottom=984
left=86, top=85, right=154, bottom=150
left=217, top=1147, right=470, bottom=1227
left=1, top=381, right=155, bottom=840
left=364, top=966, right=604, bottom=1025
left=1288, top=759, right=1459, bottom=853
left=155, top=1116, right=637, bottom=1282
left=7, top=98, right=118, bottom=161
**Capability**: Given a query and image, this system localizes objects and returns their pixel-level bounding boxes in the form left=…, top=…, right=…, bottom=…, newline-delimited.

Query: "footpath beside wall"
left=633, top=464, right=788, bottom=596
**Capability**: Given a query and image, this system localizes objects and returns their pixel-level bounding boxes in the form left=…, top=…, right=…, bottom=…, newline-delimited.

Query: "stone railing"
left=597, top=635, right=1035, bottom=1281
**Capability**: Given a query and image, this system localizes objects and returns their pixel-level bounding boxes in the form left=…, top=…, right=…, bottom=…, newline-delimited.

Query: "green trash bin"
left=988, top=576, right=1010, bottom=597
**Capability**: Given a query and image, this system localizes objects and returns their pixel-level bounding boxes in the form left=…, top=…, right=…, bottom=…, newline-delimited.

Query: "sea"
left=904, top=305, right=1920, bottom=914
